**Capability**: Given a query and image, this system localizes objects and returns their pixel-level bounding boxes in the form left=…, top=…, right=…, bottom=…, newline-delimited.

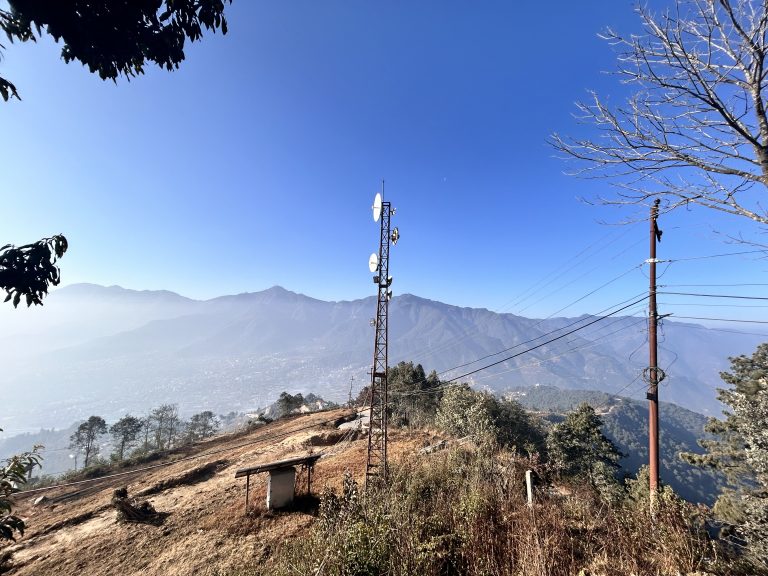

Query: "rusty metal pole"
left=648, top=199, right=661, bottom=506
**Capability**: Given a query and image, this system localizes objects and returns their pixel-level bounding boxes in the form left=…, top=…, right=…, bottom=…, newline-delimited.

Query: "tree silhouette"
left=0, top=0, right=232, bottom=101
left=0, top=235, right=67, bottom=307
left=110, top=415, right=143, bottom=461
left=69, top=415, right=107, bottom=468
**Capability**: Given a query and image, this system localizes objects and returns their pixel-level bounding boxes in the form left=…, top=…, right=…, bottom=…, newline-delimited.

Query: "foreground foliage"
left=683, top=342, right=768, bottom=566
left=0, top=235, right=67, bottom=307
left=1, top=442, right=41, bottom=541
left=265, top=448, right=737, bottom=576
left=435, top=384, right=545, bottom=456
left=0, top=1, right=232, bottom=101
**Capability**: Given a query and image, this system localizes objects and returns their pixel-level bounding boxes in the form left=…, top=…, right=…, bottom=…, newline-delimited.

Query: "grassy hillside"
left=2, top=407, right=761, bottom=575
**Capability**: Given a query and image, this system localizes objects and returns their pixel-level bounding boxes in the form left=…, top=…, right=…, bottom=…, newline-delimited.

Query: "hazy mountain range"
left=0, top=283, right=764, bottom=434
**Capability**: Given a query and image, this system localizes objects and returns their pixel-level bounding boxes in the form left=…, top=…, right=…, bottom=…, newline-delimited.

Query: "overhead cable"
left=659, top=291, right=768, bottom=300
left=660, top=249, right=766, bottom=262
left=670, top=315, right=768, bottom=324
left=434, top=295, right=649, bottom=385
left=437, top=291, right=648, bottom=377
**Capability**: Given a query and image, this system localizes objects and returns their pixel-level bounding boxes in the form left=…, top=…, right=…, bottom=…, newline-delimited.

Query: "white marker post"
left=525, top=470, right=534, bottom=507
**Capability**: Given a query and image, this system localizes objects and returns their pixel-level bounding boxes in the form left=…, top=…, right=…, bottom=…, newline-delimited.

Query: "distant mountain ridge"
left=0, top=283, right=764, bottom=433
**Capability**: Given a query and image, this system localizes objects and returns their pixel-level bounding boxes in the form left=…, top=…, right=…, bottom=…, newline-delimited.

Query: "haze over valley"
left=1, top=283, right=762, bottom=435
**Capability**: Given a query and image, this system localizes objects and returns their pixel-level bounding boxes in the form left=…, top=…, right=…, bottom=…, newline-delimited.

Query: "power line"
left=590, top=372, right=646, bottom=414
left=532, top=264, right=643, bottom=319
left=381, top=293, right=652, bottom=402
left=661, top=249, right=766, bottom=262
left=399, top=267, right=647, bottom=379
left=660, top=291, right=768, bottom=300
left=627, top=310, right=650, bottom=365
left=506, top=224, right=639, bottom=312
left=435, top=292, right=649, bottom=378
left=665, top=322, right=768, bottom=338
left=36, top=446, right=73, bottom=453
left=670, top=315, right=768, bottom=324
left=392, top=306, right=649, bottom=402
left=401, top=263, right=642, bottom=370
left=435, top=296, right=649, bottom=385
left=660, top=283, right=768, bottom=288
left=659, top=302, right=768, bottom=308
left=400, top=233, right=645, bottom=368
left=470, top=315, right=648, bottom=384
left=516, top=240, right=644, bottom=315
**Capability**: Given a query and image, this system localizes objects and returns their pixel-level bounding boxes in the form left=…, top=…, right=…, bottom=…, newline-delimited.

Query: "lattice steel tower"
left=365, top=185, right=399, bottom=487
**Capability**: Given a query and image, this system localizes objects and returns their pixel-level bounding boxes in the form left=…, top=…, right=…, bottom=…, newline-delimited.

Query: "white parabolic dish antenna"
left=372, top=192, right=382, bottom=222
left=368, top=252, right=379, bottom=273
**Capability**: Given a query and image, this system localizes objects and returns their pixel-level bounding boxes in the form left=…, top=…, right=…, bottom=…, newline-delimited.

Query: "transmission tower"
left=365, top=185, right=399, bottom=488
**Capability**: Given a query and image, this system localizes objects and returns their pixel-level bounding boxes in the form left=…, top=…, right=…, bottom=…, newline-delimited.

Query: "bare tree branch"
left=551, top=0, right=768, bottom=226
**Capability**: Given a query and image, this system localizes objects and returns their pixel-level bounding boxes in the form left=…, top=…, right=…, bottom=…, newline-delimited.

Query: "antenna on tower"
left=365, top=182, right=400, bottom=488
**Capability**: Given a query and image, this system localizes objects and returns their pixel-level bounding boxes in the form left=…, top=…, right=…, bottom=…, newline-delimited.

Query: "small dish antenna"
left=368, top=252, right=379, bottom=273
left=372, top=192, right=382, bottom=222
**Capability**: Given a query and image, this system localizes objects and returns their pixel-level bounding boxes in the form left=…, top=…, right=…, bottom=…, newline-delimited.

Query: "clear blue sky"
left=1, top=1, right=766, bottom=324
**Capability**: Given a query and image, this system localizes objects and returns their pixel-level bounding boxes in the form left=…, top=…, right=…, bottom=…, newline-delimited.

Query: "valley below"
left=1, top=283, right=763, bottom=435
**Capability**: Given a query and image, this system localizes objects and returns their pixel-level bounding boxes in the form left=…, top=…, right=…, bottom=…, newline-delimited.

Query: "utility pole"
left=647, top=198, right=663, bottom=504
left=365, top=183, right=399, bottom=488
left=347, top=375, right=355, bottom=407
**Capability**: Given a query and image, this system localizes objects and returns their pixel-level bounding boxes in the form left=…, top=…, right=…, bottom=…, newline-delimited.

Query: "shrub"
left=1, top=446, right=41, bottom=540
left=267, top=446, right=738, bottom=576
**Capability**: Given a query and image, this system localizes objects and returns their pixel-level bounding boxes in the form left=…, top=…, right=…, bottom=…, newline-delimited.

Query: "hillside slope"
left=1, top=409, right=432, bottom=576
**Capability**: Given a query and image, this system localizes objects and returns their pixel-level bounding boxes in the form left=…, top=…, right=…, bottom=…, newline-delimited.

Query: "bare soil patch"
left=1, top=409, right=419, bottom=575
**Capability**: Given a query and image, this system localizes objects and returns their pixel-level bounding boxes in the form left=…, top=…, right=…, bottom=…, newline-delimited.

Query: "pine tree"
left=683, top=344, right=768, bottom=518
left=682, top=343, right=768, bottom=565
left=387, top=361, right=442, bottom=427
left=547, top=403, right=622, bottom=496
left=728, top=385, right=768, bottom=564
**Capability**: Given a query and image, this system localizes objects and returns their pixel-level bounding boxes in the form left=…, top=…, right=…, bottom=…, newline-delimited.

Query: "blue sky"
left=1, top=1, right=766, bottom=324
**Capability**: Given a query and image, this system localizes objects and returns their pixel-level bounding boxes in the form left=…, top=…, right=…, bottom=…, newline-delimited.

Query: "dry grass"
left=0, top=413, right=750, bottom=576
left=266, top=447, right=736, bottom=576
